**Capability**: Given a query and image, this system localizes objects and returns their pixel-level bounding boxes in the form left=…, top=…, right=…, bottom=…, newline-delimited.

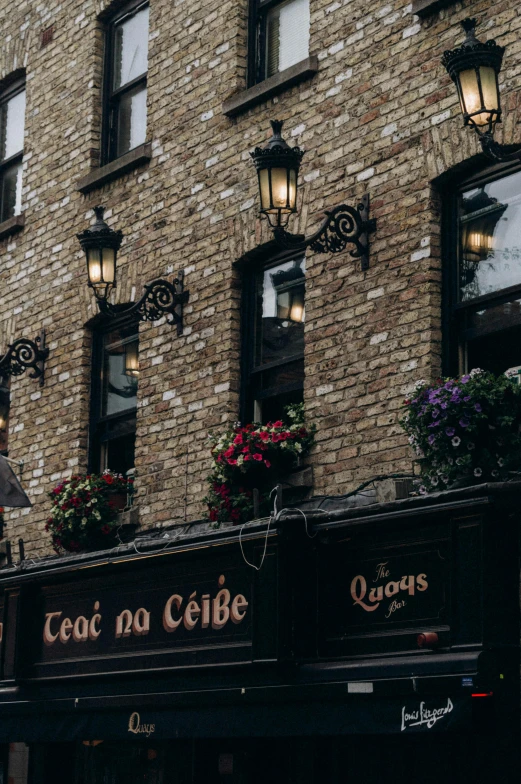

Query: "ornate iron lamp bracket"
left=0, top=330, right=49, bottom=386
left=478, top=131, right=521, bottom=163
left=96, top=272, right=189, bottom=336
left=272, top=195, right=376, bottom=271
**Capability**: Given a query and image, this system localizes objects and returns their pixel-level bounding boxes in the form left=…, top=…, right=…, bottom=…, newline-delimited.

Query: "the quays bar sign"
left=19, top=552, right=280, bottom=679
left=317, top=542, right=448, bottom=656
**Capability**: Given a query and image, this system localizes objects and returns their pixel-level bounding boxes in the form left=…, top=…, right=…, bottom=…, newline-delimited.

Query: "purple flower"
left=445, top=427, right=455, bottom=437
left=459, top=418, right=470, bottom=428
left=463, top=396, right=471, bottom=402
left=461, top=375, right=470, bottom=384
left=474, top=403, right=482, bottom=413
left=428, top=421, right=441, bottom=428
left=428, top=434, right=436, bottom=445
left=431, top=409, right=439, bottom=419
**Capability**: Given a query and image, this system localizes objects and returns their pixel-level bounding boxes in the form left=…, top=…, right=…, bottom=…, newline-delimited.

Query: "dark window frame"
left=240, top=248, right=306, bottom=423
left=89, top=315, right=139, bottom=475
left=102, top=0, right=149, bottom=165
left=442, top=159, right=521, bottom=375
left=0, top=77, right=25, bottom=223
left=248, top=0, right=308, bottom=87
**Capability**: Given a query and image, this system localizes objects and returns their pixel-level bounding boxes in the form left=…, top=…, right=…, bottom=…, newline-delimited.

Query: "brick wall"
left=1, top=0, right=520, bottom=555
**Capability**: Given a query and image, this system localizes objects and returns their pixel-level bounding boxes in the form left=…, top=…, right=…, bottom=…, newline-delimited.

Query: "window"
left=242, top=253, right=305, bottom=422
left=0, top=79, right=25, bottom=223
left=250, top=0, right=310, bottom=85
left=104, top=2, right=149, bottom=163
left=90, top=320, right=138, bottom=476
left=444, top=165, right=521, bottom=376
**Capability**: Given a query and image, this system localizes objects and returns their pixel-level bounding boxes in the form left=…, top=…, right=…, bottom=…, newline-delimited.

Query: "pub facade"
left=0, top=482, right=519, bottom=782
left=0, top=0, right=521, bottom=778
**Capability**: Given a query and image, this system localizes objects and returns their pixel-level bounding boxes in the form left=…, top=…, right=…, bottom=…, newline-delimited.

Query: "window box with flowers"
left=47, top=471, right=135, bottom=554
left=205, top=404, right=315, bottom=524
left=401, top=369, right=521, bottom=493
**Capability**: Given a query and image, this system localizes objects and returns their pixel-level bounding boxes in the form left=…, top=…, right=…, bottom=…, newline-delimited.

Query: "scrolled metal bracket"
left=478, top=131, right=521, bottom=163
left=272, top=195, right=376, bottom=271
left=0, top=330, right=49, bottom=386
left=97, top=272, right=189, bottom=336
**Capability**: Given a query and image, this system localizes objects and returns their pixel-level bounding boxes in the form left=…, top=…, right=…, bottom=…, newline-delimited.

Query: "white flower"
left=280, top=441, right=288, bottom=448
left=430, top=476, right=439, bottom=486
left=498, top=457, right=505, bottom=467
left=474, top=467, right=483, bottom=477
left=467, top=442, right=475, bottom=450
left=419, top=485, right=427, bottom=495
left=440, top=475, right=449, bottom=484
left=294, top=442, right=302, bottom=452
left=82, top=517, right=87, bottom=524
left=451, top=436, right=461, bottom=447
left=469, top=368, right=484, bottom=377
left=237, top=455, right=244, bottom=466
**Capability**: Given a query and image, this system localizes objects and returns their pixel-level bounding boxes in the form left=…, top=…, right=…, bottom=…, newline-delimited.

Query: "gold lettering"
left=43, top=611, right=62, bottom=646
left=212, top=589, right=230, bottom=629
left=416, top=574, right=428, bottom=592
left=115, top=609, right=133, bottom=639
left=72, top=616, right=89, bottom=643
left=230, top=594, right=248, bottom=624
left=132, top=608, right=151, bottom=636
left=59, top=617, right=73, bottom=644
left=163, top=594, right=183, bottom=632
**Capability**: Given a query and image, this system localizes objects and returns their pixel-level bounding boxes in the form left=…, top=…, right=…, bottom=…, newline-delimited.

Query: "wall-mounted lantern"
left=0, top=332, right=48, bottom=386
left=250, top=121, right=376, bottom=271
left=441, top=19, right=521, bottom=163
left=78, top=207, right=189, bottom=336
left=124, top=340, right=140, bottom=377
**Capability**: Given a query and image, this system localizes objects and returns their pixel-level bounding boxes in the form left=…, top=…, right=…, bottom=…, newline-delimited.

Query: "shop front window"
left=446, top=166, right=521, bottom=375
left=243, top=254, right=305, bottom=423
left=90, top=320, right=138, bottom=476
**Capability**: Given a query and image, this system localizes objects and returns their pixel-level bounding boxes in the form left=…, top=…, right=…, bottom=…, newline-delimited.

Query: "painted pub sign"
left=19, top=546, right=279, bottom=679
left=317, top=538, right=449, bottom=657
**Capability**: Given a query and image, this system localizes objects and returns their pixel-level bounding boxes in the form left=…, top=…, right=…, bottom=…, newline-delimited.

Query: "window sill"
left=222, top=56, right=319, bottom=118
left=0, top=214, right=24, bottom=242
left=411, top=0, right=455, bottom=17
left=77, top=142, right=152, bottom=194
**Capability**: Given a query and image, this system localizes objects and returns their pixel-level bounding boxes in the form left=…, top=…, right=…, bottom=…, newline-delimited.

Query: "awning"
left=0, top=455, right=31, bottom=507
left=0, top=695, right=473, bottom=742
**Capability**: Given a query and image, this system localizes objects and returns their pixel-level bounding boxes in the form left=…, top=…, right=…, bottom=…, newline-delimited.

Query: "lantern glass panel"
left=259, top=168, right=271, bottom=211
left=479, top=66, right=499, bottom=114
left=459, top=68, right=481, bottom=120
left=102, top=247, right=116, bottom=285
left=88, top=248, right=102, bottom=286
left=271, top=167, right=292, bottom=211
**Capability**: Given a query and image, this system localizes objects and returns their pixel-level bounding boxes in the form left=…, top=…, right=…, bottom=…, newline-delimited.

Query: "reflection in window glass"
left=0, top=90, right=25, bottom=161
left=0, top=85, right=25, bottom=221
left=102, top=328, right=138, bottom=417
left=266, top=0, right=310, bottom=78
left=116, top=85, right=147, bottom=157
left=113, top=6, right=149, bottom=89
left=255, top=257, right=305, bottom=367
left=459, top=171, right=521, bottom=301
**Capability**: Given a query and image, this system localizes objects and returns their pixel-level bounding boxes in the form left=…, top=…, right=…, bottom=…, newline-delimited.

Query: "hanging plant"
left=400, top=369, right=521, bottom=493
left=46, top=471, right=133, bottom=554
left=204, top=403, right=315, bottom=524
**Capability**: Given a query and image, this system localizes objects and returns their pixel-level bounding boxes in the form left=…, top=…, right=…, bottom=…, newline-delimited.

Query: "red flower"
left=227, top=458, right=238, bottom=465
left=224, top=446, right=235, bottom=459
left=101, top=524, right=111, bottom=535
left=241, top=446, right=250, bottom=453
left=272, top=433, right=281, bottom=443
left=273, top=420, right=283, bottom=428
left=264, top=460, right=271, bottom=468
left=259, top=431, right=270, bottom=442
left=252, top=453, right=263, bottom=461
left=244, top=454, right=251, bottom=461
left=209, top=509, right=218, bottom=522
left=233, top=434, right=243, bottom=445
left=104, top=474, right=114, bottom=485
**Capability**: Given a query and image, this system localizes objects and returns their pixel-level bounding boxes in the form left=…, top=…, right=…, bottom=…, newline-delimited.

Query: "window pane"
left=0, top=160, right=22, bottom=222
left=254, top=257, right=306, bottom=367
left=459, top=171, right=521, bottom=302
left=113, top=6, right=149, bottom=89
left=116, top=85, right=147, bottom=156
left=102, top=326, right=138, bottom=417
left=266, top=0, right=310, bottom=77
left=0, top=379, right=9, bottom=455
left=0, top=89, right=25, bottom=161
